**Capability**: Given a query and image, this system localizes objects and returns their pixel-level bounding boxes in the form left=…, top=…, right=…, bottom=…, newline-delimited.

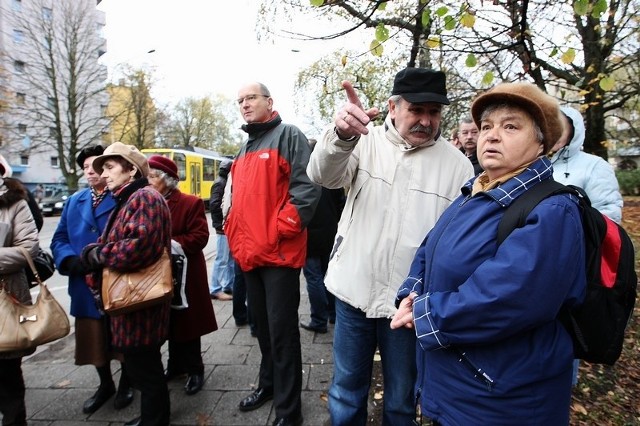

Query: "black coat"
left=306, top=187, right=345, bottom=266
left=210, top=169, right=228, bottom=234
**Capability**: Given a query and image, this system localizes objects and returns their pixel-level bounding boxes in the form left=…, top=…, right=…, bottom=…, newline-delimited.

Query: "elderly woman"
left=51, top=145, right=133, bottom=414
left=81, top=142, right=172, bottom=426
left=391, top=83, right=586, bottom=425
left=147, top=155, right=218, bottom=396
left=0, top=159, right=39, bottom=426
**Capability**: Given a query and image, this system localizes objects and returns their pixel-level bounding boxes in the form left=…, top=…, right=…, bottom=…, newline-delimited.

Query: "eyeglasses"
left=236, top=94, right=270, bottom=105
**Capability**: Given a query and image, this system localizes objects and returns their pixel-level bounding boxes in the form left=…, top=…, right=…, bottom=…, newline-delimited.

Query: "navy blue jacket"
left=397, top=157, right=586, bottom=425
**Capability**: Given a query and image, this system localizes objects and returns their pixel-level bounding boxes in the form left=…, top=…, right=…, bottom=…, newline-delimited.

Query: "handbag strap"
left=17, top=247, right=43, bottom=285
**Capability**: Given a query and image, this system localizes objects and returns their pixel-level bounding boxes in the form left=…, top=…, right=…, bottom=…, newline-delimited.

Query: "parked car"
left=39, top=190, right=72, bottom=216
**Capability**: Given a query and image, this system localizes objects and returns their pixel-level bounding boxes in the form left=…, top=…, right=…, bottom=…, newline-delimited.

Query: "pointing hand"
left=334, top=81, right=380, bottom=140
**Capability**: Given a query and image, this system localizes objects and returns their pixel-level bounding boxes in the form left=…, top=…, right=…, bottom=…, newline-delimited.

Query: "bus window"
left=203, top=158, right=216, bottom=181
left=173, top=153, right=187, bottom=180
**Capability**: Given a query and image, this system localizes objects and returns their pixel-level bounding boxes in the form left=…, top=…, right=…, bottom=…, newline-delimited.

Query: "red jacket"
left=225, top=113, right=320, bottom=271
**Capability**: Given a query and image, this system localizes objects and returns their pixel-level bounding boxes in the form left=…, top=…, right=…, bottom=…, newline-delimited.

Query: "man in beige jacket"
left=307, top=67, right=473, bottom=425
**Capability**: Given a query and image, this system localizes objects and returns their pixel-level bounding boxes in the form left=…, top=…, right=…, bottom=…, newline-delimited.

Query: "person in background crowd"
left=80, top=142, right=172, bottom=426
left=300, top=138, right=345, bottom=334
left=220, top=172, right=256, bottom=334
left=392, top=82, right=586, bottom=425
left=549, top=106, right=622, bottom=223
left=209, top=160, right=234, bottom=301
left=459, top=115, right=484, bottom=175
left=549, top=105, right=624, bottom=386
left=450, top=126, right=461, bottom=149
left=51, top=145, right=134, bottom=414
left=34, top=184, right=44, bottom=204
left=307, top=67, right=473, bottom=425
left=0, top=155, right=43, bottom=232
left=224, top=82, right=321, bottom=426
left=231, top=259, right=256, bottom=335
left=0, top=159, right=39, bottom=426
left=147, top=155, right=218, bottom=396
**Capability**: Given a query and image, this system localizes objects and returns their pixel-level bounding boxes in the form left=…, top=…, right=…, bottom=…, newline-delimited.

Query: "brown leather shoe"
left=210, top=291, right=233, bottom=301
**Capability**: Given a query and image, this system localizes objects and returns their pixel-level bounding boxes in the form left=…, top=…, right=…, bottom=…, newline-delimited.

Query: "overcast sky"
left=97, top=0, right=362, bottom=134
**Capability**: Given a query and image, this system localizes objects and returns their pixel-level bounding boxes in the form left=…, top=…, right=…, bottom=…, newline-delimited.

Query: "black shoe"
left=272, top=414, right=304, bottom=426
left=184, top=373, right=204, bottom=395
left=235, top=319, right=248, bottom=326
left=238, top=387, right=273, bottom=412
left=300, top=322, right=328, bottom=334
left=124, top=416, right=142, bottom=426
left=82, top=385, right=115, bottom=414
left=113, top=386, right=134, bottom=410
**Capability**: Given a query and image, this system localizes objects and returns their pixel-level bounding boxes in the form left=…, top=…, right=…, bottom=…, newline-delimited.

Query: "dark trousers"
left=232, top=260, right=256, bottom=333
left=244, top=266, right=302, bottom=419
left=124, top=346, right=170, bottom=425
left=0, top=358, right=27, bottom=426
left=167, top=338, right=204, bottom=376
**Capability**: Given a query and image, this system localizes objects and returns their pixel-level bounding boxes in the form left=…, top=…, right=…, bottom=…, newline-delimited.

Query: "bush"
left=616, top=169, right=640, bottom=195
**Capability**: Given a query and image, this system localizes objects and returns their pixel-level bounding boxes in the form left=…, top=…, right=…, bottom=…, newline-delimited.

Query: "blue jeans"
left=330, top=299, right=416, bottom=426
left=209, top=234, right=234, bottom=294
left=302, top=256, right=335, bottom=328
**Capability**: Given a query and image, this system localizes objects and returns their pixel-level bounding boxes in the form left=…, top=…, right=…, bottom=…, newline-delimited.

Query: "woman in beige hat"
left=392, top=82, right=586, bottom=425
left=80, top=142, right=172, bottom=426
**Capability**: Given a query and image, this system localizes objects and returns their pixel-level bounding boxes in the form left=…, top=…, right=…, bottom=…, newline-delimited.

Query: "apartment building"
left=0, top=0, right=108, bottom=193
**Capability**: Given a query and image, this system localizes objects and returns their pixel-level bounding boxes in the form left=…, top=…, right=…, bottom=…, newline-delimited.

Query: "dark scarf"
left=241, top=111, right=282, bottom=136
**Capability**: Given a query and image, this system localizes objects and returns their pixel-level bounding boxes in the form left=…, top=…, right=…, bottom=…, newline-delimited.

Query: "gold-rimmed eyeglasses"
left=237, top=94, right=270, bottom=105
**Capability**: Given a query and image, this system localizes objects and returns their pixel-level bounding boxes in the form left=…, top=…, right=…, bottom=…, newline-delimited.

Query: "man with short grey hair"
left=225, top=82, right=320, bottom=426
left=307, top=67, right=474, bottom=425
left=459, top=115, right=483, bottom=175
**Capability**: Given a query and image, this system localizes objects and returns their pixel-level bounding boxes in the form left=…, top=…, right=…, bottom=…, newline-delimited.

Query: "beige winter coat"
left=307, top=116, right=474, bottom=318
left=0, top=178, right=40, bottom=358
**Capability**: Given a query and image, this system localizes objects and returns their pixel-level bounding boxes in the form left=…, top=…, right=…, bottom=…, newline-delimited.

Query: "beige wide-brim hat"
left=92, top=142, right=149, bottom=177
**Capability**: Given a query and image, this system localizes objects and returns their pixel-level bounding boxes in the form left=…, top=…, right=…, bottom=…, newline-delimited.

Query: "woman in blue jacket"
left=51, top=145, right=133, bottom=414
left=392, top=83, right=586, bottom=425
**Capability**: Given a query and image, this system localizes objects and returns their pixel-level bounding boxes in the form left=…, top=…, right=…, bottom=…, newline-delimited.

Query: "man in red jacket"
left=224, top=82, right=320, bottom=426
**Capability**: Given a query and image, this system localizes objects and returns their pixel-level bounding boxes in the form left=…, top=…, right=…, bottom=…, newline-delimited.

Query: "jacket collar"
left=241, top=111, right=282, bottom=138
left=462, top=156, right=554, bottom=207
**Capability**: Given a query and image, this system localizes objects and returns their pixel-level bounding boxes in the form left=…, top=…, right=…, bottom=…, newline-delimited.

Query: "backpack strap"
left=497, top=179, right=575, bottom=245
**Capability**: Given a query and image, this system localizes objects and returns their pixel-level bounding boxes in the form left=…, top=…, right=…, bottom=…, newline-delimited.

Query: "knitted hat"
left=470, top=82, right=563, bottom=152
left=76, top=144, right=105, bottom=169
left=92, top=142, right=149, bottom=177
left=391, top=68, right=450, bottom=105
left=148, top=155, right=179, bottom=180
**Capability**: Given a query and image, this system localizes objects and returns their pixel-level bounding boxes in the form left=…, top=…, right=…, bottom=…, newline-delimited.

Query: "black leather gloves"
left=60, top=255, right=91, bottom=276
left=80, top=244, right=103, bottom=271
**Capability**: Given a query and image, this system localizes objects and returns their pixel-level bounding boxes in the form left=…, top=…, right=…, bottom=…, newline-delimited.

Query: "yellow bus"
left=141, top=147, right=229, bottom=208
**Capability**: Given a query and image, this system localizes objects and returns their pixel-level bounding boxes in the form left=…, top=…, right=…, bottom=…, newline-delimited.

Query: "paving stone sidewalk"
left=20, top=280, right=334, bottom=426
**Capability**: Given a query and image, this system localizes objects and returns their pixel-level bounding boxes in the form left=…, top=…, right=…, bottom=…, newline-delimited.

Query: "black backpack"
left=497, top=179, right=637, bottom=365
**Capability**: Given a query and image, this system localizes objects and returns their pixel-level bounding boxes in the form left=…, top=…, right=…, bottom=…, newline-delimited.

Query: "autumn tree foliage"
left=260, top=0, right=640, bottom=159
